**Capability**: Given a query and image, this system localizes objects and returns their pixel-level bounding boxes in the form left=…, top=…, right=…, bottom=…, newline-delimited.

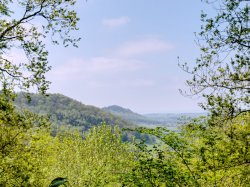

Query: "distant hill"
left=144, top=113, right=207, bottom=129
left=103, top=105, right=207, bottom=130
left=14, top=93, right=136, bottom=131
left=14, top=93, right=206, bottom=134
left=103, top=105, right=161, bottom=125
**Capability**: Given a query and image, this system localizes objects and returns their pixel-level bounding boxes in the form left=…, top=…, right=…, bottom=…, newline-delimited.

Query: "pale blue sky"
left=46, top=0, right=212, bottom=113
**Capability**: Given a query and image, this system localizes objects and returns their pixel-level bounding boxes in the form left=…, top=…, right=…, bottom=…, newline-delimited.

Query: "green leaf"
left=49, top=177, right=68, bottom=187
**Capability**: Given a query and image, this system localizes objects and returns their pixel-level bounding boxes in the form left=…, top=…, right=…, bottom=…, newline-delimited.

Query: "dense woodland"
left=14, top=93, right=155, bottom=143
left=0, top=0, right=249, bottom=186
left=15, top=93, right=135, bottom=129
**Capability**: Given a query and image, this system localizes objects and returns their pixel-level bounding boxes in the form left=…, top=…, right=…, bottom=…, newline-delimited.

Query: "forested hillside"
left=14, top=93, right=154, bottom=143
left=103, top=105, right=206, bottom=130
left=15, top=93, right=135, bottom=130
left=103, top=105, right=162, bottom=125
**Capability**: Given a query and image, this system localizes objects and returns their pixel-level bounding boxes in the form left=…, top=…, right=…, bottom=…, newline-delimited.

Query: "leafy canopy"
left=128, top=114, right=250, bottom=186
left=0, top=0, right=80, bottom=94
left=180, top=0, right=250, bottom=120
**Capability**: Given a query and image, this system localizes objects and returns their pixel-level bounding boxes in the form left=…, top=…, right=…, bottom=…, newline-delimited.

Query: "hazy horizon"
left=40, top=1, right=214, bottom=113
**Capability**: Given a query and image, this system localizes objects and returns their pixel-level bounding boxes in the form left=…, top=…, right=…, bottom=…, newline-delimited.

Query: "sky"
left=45, top=0, right=212, bottom=114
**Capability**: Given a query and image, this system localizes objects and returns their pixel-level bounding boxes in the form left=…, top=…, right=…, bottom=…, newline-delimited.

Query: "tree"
left=126, top=114, right=250, bottom=186
left=0, top=0, right=80, bottom=94
left=47, top=125, right=135, bottom=186
left=124, top=127, right=201, bottom=187
left=125, top=1, right=250, bottom=186
left=0, top=93, right=51, bottom=186
left=180, top=0, right=250, bottom=120
left=0, top=2, right=81, bottom=185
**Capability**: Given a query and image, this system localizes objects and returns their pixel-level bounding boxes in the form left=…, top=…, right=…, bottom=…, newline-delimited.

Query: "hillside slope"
left=103, top=105, right=161, bottom=125
left=14, top=93, right=136, bottom=131
left=103, top=105, right=207, bottom=130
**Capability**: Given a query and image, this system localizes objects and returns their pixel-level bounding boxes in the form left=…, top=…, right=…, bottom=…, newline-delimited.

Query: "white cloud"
left=102, top=16, right=130, bottom=28
left=49, top=37, right=173, bottom=84
left=49, top=57, right=145, bottom=80
left=115, top=38, right=174, bottom=58
left=88, top=57, right=143, bottom=72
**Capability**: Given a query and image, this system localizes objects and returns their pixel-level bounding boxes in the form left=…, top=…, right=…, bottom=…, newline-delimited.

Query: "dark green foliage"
left=49, top=178, right=68, bottom=187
